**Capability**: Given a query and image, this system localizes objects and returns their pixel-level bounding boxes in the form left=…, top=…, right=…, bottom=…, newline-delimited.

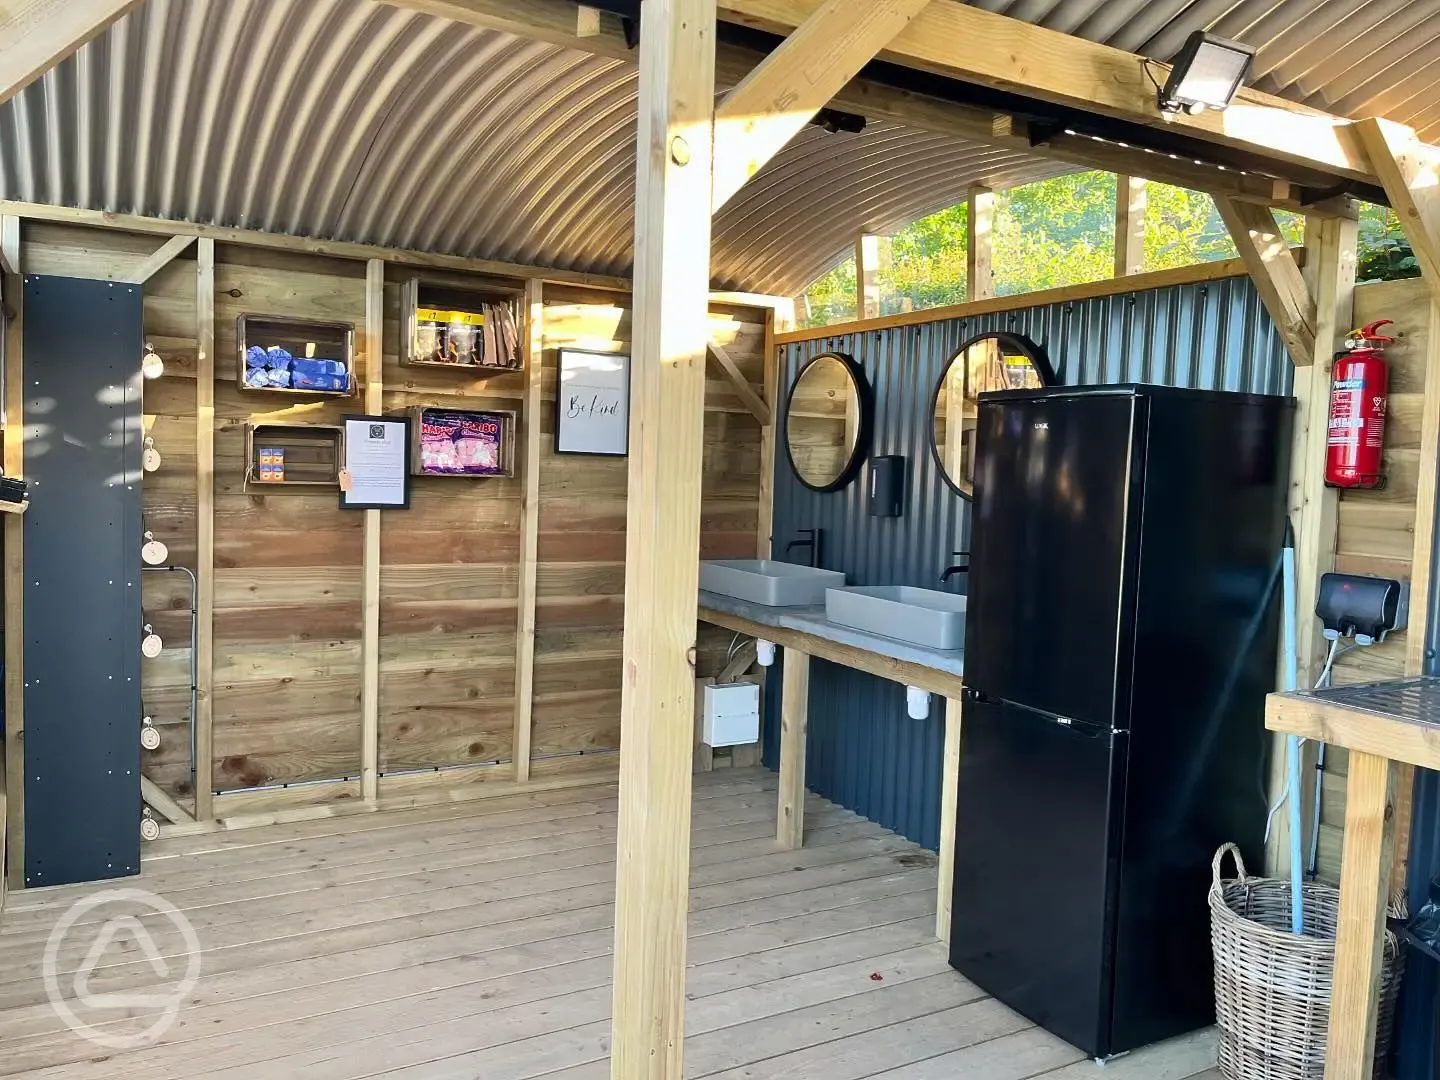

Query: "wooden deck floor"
left=0, top=769, right=1220, bottom=1079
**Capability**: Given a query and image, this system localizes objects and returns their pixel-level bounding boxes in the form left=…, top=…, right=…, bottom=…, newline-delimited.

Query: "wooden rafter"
left=1217, top=198, right=1316, bottom=366
left=854, top=233, right=880, bottom=320
left=716, top=0, right=1373, bottom=185
left=0, top=0, right=146, bottom=106
left=380, top=0, right=1334, bottom=212
left=1114, top=176, right=1146, bottom=277
left=1351, top=117, right=1440, bottom=305
left=966, top=186, right=995, bottom=301
left=711, top=0, right=933, bottom=211
left=706, top=341, right=771, bottom=425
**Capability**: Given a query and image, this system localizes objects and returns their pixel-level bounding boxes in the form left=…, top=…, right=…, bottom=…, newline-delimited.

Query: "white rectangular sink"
left=825, top=586, right=968, bottom=650
left=699, top=560, right=846, bottom=607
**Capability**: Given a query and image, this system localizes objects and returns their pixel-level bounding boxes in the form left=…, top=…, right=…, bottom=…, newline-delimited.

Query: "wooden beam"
left=1327, top=750, right=1397, bottom=1080
left=936, top=696, right=961, bottom=943
left=1218, top=198, right=1316, bottom=366
left=360, top=259, right=384, bottom=803
left=194, top=237, right=215, bottom=822
left=0, top=200, right=632, bottom=292
left=715, top=0, right=1377, bottom=186
left=128, top=234, right=195, bottom=285
left=2, top=215, right=23, bottom=891
left=610, top=0, right=716, bottom=1075
left=1351, top=118, right=1440, bottom=304
left=513, top=279, right=544, bottom=784
left=141, top=775, right=194, bottom=825
left=1113, top=175, right=1146, bottom=277
left=705, top=340, right=770, bottom=425
left=756, top=308, right=778, bottom=559
left=711, top=0, right=934, bottom=212
left=966, top=186, right=995, bottom=301
left=777, top=650, right=810, bottom=849
left=0, top=0, right=145, bottom=106
left=855, top=233, right=880, bottom=320
left=1265, top=214, right=1356, bottom=876
left=376, top=2, right=1358, bottom=211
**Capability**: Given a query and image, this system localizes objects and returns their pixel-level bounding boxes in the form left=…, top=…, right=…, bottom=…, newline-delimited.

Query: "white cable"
left=1268, top=638, right=1344, bottom=844
left=1314, top=637, right=1342, bottom=691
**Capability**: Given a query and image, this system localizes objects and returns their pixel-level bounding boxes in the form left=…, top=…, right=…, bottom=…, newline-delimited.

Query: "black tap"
left=786, top=528, right=823, bottom=568
left=940, top=550, right=970, bottom=584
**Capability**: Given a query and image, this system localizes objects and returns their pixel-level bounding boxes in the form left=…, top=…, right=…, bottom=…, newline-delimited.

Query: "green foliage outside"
left=797, top=171, right=1405, bottom=330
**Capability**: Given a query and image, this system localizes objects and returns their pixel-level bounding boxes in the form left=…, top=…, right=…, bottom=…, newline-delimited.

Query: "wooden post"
left=2, top=214, right=23, bottom=890
left=1263, top=215, right=1356, bottom=877
left=757, top=308, right=778, bottom=559
left=936, top=696, right=962, bottom=942
left=1113, top=175, right=1146, bottom=277
left=360, top=259, right=384, bottom=802
left=855, top=233, right=880, bottom=320
left=966, top=186, right=995, bottom=301
left=513, top=279, right=544, bottom=783
left=1218, top=198, right=1317, bottom=368
left=194, top=237, right=215, bottom=821
left=1326, top=750, right=1397, bottom=1080
left=609, top=0, right=716, bottom=1076
left=777, top=649, right=810, bottom=849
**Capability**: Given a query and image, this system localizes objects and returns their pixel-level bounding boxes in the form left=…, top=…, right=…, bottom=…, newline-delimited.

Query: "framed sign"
left=555, top=349, right=630, bottom=456
left=340, top=414, right=412, bottom=510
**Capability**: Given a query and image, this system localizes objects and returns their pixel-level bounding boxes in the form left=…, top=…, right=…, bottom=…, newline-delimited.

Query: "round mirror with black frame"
left=929, top=331, right=1055, bottom=498
left=784, top=352, right=872, bottom=493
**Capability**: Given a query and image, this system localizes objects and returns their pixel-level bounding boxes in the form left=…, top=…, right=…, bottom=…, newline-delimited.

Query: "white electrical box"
left=702, top=682, right=761, bottom=748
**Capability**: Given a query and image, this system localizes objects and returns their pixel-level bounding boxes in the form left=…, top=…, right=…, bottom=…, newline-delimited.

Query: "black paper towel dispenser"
left=869, top=456, right=904, bottom=517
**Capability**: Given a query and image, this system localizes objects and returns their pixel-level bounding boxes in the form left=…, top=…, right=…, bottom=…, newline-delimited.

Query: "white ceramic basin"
left=699, top=560, right=846, bottom=607
left=825, top=586, right=968, bottom=650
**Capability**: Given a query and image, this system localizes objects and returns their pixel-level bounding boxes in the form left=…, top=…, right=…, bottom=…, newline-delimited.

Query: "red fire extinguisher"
left=1325, top=319, right=1394, bottom=489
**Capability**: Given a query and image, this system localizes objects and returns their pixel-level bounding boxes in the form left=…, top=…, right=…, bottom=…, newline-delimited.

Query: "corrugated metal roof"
left=1, top=0, right=1437, bottom=295
left=0, top=0, right=1065, bottom=297
left=972, top=0, right=1440, bottom=140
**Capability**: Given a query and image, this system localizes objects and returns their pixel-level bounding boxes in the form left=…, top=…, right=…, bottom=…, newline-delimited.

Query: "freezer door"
left=965, top=393, right=1143, bottom=729
left=948, top=694, right=1127, bottom=1059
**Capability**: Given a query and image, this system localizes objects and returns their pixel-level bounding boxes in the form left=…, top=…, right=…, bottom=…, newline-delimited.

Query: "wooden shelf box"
left=245, top=423, right=345, bottom=488
left=401, top=275, right=524, bottom=376
left=409, top=407, right=516, bottom=478
left=238, top=314, right=355, bottom=396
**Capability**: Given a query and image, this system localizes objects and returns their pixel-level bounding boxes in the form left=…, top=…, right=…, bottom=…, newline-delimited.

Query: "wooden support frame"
left=0, top=0, right=146, bottom=106
left=776, top=649, right=811, bottom=850
left=609, top=0, right=717, bottom=1074
left=360, top=259, right=384, bottom=803
left=714, top=0, right=1375, bottom=185
left=1218, top=198, right=1317, bottom=367
left=2, top=214, right=23, bottom=891
left=966, top=186, right=995, bottom=301
left=194, top=237, right=216, bottom=821
left=710, top=0, right=934, bottom=212
left=1352, top=118, right=1440, bottom=303
left=1113, top=176, right=1146, bottom=277
left=705, top=340, right=770, bottom=425
left=936, top=696, right=962, bottom=943
left=855, top=233, right=880, bottom=320
left=756, top=309, right=780, bottom=559
left=129, top=234, right=196, bottom=285
left=141, top=775, right=194, bottom=825
left=513, top=279, right=544, bottom=784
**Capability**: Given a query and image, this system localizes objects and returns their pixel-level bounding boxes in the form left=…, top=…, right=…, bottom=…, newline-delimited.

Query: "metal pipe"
left=141, top=564, right=198, bottom=797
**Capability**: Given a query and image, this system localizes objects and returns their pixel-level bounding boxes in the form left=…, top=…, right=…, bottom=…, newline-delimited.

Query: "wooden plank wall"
left=1317, top=275, right=1428, bottom=881
left=16, top=223, right=767, bottom=811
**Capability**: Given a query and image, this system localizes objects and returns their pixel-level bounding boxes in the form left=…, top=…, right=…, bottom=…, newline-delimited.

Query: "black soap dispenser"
left=868, top=455, right=905, bottom=517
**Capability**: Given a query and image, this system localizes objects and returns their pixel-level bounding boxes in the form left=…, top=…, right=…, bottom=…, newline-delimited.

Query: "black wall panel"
left=22, top=275, right=143, bottom=886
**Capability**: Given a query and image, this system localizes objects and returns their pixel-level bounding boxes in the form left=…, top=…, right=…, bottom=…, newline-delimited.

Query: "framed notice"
left=555, top=349, right=630, bottom=456
left=340, top=414, right=412, bottom=510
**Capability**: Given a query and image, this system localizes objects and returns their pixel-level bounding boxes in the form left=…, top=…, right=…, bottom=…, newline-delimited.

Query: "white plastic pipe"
left=755, top=640, right=776, bottom=668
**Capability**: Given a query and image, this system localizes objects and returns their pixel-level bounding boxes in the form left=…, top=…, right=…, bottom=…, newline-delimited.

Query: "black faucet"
left=786, top=528, right=823, bottom=568
left=940, top=550, right=970, bottom=584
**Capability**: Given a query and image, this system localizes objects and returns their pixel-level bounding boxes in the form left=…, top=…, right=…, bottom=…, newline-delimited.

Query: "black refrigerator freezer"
left=949, top=383, right=1293, bottom=1060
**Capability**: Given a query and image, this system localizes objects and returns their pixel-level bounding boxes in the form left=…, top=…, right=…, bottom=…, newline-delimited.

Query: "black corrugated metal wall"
left=763, top=273, right=1290, bottom=852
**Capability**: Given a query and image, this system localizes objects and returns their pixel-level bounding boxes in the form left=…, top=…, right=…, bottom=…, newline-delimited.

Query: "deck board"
left=0, top=768, right=1218, bottom=1079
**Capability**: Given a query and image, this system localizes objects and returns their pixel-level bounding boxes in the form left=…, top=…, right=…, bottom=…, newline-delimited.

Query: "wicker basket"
left=1210, top=843, right=1405, bottom=1079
